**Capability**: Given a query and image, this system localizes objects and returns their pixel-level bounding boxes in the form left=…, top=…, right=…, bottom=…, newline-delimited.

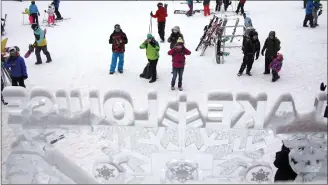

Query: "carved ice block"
left=89, top=90, right=102, bottom=118
left=103, top=90, right=134, bottom=126
left=69, top=89, right=83, bottom=115
left=264, top=93, right=297, bottom=129
left=186, top=102, right=205, bottom=128
left=134, top=91, right=159, bottom=127
left=55, top=89, right=71, bottom=117
left=206, top=92, right=233, bottom=128
left=29, top=87, right=56, bottom=119
left=2, top=86, right=29, bottom=124
left=234, top=92, right=267, bottom=129
left=314, top=92, right=327, bottom=123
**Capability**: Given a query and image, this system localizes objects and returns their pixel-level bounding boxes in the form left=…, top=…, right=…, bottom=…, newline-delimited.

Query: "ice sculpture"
left=2, top=87, right=327, bottom=184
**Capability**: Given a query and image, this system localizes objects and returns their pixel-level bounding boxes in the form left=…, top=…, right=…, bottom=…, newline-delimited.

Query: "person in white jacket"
left=44, top=4, right=55, bottom=26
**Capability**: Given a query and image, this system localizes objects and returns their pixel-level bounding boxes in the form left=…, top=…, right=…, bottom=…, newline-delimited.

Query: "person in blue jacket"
left=29, top=0, right=40, bottom=25
left=51, top=0, right=63, bottom=20
left=303, top=0, right=315, bottom=28
left=3, top=47, right=28, bottom=88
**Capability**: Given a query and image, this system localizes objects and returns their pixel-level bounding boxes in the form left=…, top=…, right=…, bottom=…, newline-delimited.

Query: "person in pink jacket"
left=167, top=37, right=191, bottom=91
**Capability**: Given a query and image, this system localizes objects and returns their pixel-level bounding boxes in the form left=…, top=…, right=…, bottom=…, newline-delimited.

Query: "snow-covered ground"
left=1, top=0, right=327, bottom=184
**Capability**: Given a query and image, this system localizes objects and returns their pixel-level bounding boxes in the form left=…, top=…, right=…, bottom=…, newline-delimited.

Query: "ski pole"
left=149, top=15, right=152, bottom=34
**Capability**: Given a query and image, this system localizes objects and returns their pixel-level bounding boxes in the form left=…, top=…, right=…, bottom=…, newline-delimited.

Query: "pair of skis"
left=42, top=17, right=71, bottom=27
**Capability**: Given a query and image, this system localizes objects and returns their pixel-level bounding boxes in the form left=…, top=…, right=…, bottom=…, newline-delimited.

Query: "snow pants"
left=110, top=52, right=124, bottom=73
left=303, top=14, right=314, bottom=27
left=264, top=56, right=273, bottom=74
left=35, top=45, right=52, bottom=63
left=158, top=21, right=166, bottom=41
left=148, top=59, right=158, bottom=81
left=239, top=54, right=254, bottom=73
left=11, top=76, right=26, bottom=88
left=236, top=2, right=245, bottom=14
left=215, top=0, right=222, bottom=11
left=48, top=15, right=55, bottom=24
left=31, top=13, right=39, bottom=25
left=204, top=4, right=210, bottom=16
left=187, top=4, right=193, bottom=16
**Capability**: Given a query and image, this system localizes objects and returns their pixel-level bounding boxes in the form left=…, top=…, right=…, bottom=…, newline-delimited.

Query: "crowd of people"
left=0, top=0, right=325, bottom=103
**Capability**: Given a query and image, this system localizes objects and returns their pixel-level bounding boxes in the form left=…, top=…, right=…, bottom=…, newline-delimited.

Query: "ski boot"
left=118, top=70, right=123, bottom=74
left=237, top=72, right=242, bottom=76
left=109, top=72, right=114, bottom=75
left=171, top=86, right=175, bottom=90
left=246, top=71, right=252, bottom=76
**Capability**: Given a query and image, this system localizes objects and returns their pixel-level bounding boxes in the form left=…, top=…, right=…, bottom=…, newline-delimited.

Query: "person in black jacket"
left=238, top=30, right=260, bottom=76
left=261, top=31, right=281, bottom=74
left=274, top=144, right=297, bottom=182
left=167, top=26, right=184, bottom=49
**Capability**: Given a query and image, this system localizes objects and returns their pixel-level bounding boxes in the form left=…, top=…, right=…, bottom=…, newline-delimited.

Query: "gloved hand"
left=150, top=11, right=153, bottom=16
left=23, top=76, right=28, bottom=80
left=38, top=12, right=40, bottom=16
left=320, top=82, right=326, bottom=91
left=261, top=50, right=264, bottom=56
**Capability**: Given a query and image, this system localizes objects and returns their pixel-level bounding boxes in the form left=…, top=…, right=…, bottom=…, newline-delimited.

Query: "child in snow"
left=44, top=4, right=55, bottom=26
left=303, top=0, right=315, bottom=28
left=139, top=34, right=160, bottom=83
left=168, top=37, right=191, bottom=91
left=29, top=0, right=40, bottom=25
left=203, top=0, right=211, bottom=16
left=3, top=47, right=28, bottom=88
left=167, top=26, right=184, bottom=49
left=269, top=53, right=283, bottom=82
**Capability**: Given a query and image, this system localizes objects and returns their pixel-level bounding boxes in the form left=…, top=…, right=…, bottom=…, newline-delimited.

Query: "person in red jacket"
left=167, top=37, right=191, bottom=91
left=150, top=2, right=168, bottom=43
left=235, top=0, right=246, bottom=14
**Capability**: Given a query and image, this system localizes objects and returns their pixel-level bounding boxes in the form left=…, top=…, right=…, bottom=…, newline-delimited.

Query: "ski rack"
left=215, top=18, right=245, bottom=64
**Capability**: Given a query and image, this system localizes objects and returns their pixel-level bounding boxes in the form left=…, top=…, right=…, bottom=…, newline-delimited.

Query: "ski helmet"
left=31, top=23, right=38, bottom=31
left=157, top=2, right=163, bottom=7
left=276, top=53, right=283, bottom=61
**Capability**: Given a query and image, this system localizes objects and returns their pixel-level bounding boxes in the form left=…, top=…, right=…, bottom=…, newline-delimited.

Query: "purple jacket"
left=270, top=58, right=282, bottom=72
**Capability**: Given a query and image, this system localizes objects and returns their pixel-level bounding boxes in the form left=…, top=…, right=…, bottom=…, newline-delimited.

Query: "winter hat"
left=269, top=31, right=275, bottom=37
left=177, top=37, right=184, bottom=44
left=276, top=53, right=283, bottom=61
left=31, top=23, right=38, bottom=31
left=172, top=26, right=180, bottom=33
left=31, top=0, right=35, bottom=4
left=147, top=33, right=153, bottom=39
left=114, top=24, right=121, bottom=30
left=157, top=2, right=163, bottom=7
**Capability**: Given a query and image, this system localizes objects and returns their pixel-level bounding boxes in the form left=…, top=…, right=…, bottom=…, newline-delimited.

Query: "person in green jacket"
left=140, top=34, right=160, bottom=83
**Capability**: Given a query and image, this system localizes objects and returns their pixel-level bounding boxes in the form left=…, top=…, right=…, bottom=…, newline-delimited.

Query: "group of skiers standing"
left=28, top=0, right=63, bottom=25
left=108, top=2, right=191, bottom=91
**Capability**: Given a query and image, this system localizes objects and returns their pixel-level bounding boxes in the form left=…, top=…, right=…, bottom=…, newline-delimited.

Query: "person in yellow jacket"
left=139, top=34, right=160, bottom=83
left=31, top=23, right=52, bottom=65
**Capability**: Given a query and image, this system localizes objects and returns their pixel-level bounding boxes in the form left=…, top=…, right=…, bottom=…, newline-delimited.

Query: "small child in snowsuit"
left=29, top=0, right=40, bottom=25
left=168, top=37, right=191, bottom=91
left=203, top=0, right=211, bottom=16
left=44, top=4, right=55, bottom=26
left=269, top=53, right=283, bottom=82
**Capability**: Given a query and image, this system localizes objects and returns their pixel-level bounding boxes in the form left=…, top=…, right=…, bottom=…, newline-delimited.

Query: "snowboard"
left=24, top=28, right=47, bottom=58
left=230, top=17, right=239, bottom=42
left=1, top=38, right=8, bottom=53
